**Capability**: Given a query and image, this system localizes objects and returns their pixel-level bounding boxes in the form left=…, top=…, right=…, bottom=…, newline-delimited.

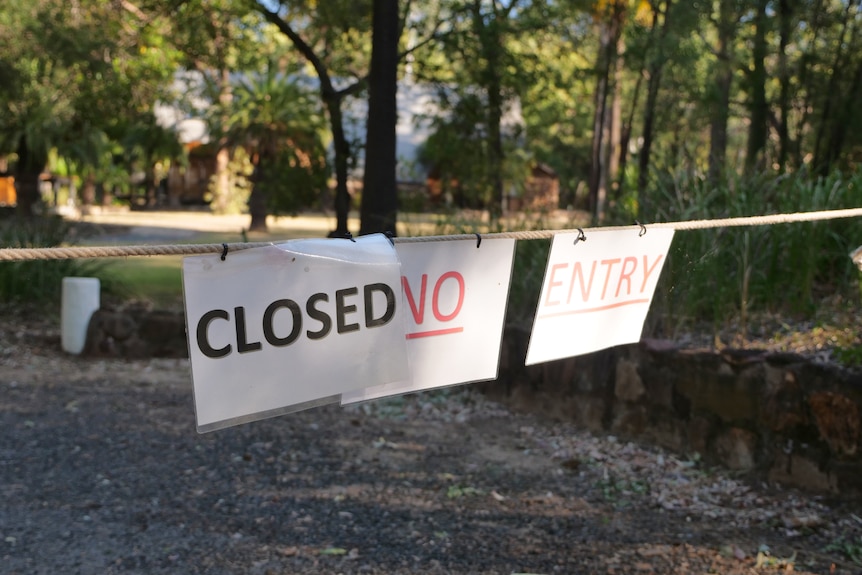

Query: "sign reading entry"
left=183, top=235, right=409, bottom=432
left=525, top=228, right=674, bottom=365
left=342, top=239, right=516, bottom=403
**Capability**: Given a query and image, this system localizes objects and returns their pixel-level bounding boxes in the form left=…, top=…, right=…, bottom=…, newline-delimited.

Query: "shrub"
left=644, top=170, right=862, bottom=335
left=0, top=215, right=112, bottom=306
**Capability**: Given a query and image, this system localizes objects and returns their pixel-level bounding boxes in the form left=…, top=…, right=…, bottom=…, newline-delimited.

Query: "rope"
left=1, top=206, right=861, bottom=262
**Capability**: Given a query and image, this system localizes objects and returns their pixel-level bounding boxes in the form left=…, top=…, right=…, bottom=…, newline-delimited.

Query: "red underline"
left=406, top=326, right=465, bottom=339
left=538, top=298, right=651, bottom=319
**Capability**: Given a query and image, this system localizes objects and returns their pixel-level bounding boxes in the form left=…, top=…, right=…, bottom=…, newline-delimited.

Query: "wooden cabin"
left=0, top=174, right=16, bottom=206
left=506, top=163, right=560, bottom=212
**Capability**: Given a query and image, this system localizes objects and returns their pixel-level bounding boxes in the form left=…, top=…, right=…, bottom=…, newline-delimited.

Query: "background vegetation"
left=0, top=0, right=861, bottom=345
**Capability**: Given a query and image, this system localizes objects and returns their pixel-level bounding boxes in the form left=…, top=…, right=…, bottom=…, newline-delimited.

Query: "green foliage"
left=206, top=56, right=330, bottom=216
left=506, top=238, right=551, bottom=329
left=825, top=536, right=862, bottom=567
left=0, top=216, right=110, bottom=304
left=431, top=210, right=584, bottom=331
left=644, top=170, right=862, bottom=334
left=0, top=0, right=179, bottom=155
left=835, top=343, right=862, bottom=369
left=446, top=485, right=484, bottom=499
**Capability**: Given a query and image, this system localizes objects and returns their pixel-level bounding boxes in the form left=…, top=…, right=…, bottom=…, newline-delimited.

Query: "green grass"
left=102, top=256, right=184, bottom=309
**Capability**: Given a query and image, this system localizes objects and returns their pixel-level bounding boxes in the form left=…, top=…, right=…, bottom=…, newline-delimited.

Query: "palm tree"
left=209, top=58, right=329, bottom=232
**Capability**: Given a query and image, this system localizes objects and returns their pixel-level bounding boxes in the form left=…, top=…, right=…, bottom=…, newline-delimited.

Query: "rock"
left=615, top=358, right=645, bottom=402
left=83, top=308, right=188, bottom=359
left=714, top=427, right=757, bottom=471
left=762, top=368, right=807, bottom=432
left=769, top=453, right=838, bottom=493
left=808, top=391, right=859, bottom=457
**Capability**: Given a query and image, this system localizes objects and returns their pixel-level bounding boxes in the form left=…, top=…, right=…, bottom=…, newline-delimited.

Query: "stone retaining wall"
left=83, top=304, right=187, bottom=359
left=82, top=308, right=862, bottom=494
left=485, top=327, right=862, bottom=495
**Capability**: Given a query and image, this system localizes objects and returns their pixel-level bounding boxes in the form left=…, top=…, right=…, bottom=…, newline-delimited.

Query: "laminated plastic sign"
left=182, top=234, right=409, bottom=432
left=525, top=228, right=674, bottom=366
left=342, top=238, right=516, bottom=403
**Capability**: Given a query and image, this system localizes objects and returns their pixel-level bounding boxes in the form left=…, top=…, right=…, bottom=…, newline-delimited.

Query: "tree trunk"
left=588, top=13, right=617, bottom=223
left=359, top=0, right=399, bottom=236
left=255, top=6, right=363, bottom=238
left=82, top=174, right=97, bottom=206
left=708, top=0, right=734, bottom=182
left=617, top=17, right=657, bottom=198
left=744, top=0, right=769, bottom=174
left=776, top=0, right=792, bottom=171
left=486, top=57, right=504, bottom=221
left=813, top=0, right=857, bottom=175
left=13, top=135, right=45, bottom=218
left=606, top=46, right=622, bottom=204
left=637, top=1, right=672, bottom=219
left=213, top=67, right=233, bottom=214
left=248, top=162, right=268, bottom=232
left=326, top=96, right=353, bottom=237
left=825, top=55, right=862, bottom=169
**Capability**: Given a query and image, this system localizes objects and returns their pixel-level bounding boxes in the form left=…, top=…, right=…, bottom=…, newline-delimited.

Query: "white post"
left=61, top=277, right=100, bottom=355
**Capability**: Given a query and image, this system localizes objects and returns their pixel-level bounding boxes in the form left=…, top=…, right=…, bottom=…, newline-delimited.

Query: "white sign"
left=182, top=235, right=409, bottom=432
left=342, top=238, right=516, bottom=403
left=525, top=228, right=674, bottom=365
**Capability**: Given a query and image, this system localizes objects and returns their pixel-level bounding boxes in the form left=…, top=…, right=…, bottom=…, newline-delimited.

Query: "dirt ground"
left=3, top=312, right=862, bottom=575
left=4, top=210, right=862, bottom=574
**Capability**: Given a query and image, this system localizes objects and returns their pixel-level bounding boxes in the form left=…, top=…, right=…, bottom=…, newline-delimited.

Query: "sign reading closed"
left=182, top=235, right=409, bottom=432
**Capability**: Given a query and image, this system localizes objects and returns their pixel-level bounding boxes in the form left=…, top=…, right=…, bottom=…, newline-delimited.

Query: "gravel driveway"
left=4, top=315, right=862, bottom=575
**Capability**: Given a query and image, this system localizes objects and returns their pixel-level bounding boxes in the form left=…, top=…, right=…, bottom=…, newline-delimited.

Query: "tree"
left=588, top=0, right=626, bottom=223
left=254, top=0, right=372, bottom=237
left=412, top=0, right=547, bottom=220
left=636, top=0, right=674, bottom=217
left=743, top=0, right=769, bottom=174
left=210, top=58, right=328, bottom=232
left=706, top=0, right=739, bottom=181
left=0, top=0, right=179, bottom=217
left=155, top=0, right=269, bottom=213
left=359, top=0, right=400, bottom=236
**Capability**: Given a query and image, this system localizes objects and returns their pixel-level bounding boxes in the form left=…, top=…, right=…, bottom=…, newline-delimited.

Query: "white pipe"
left=61, top=277, right=100, bottom=355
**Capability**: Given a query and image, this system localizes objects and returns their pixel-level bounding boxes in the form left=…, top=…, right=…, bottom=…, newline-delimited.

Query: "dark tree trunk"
left=486, top=59, right=504, bottom=221
left=326, top=97, right=353, bottom=237
left=13, top=135, right=45, bottom=219
left=255, top=6, right=364, bottom=238
left=776, top=0, right=792, bottom=171
left=708, top=1, right=734, bottom=182
left=359, top=0, right=399, bottom=236
left=617, top=17, right=656, bottom=198
left=744, top=0, right=769, bottom=174
left=14, top=172, right=40, bottom=219
left=813, top=0, right=858, bottom=175
left=637, top=1, right=672, bottom=219
left=248, top=162, right=268, bottom=232
left=825, top=56, right=862, bottom=169
left=589, top=19, right=614, bottom=223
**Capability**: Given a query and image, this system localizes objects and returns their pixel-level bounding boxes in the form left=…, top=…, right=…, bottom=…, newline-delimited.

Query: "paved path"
left=76, top=209, right=358, bottom=244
